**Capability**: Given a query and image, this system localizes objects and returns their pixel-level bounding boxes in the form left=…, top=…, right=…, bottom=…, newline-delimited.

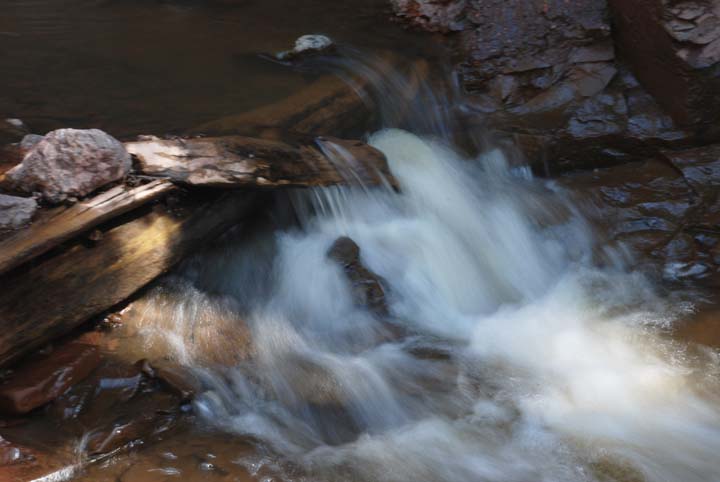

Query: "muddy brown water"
left=0, top=0, right=438, bottom=139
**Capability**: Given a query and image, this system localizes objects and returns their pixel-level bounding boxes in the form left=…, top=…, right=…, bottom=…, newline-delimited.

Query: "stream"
left=2, top=2, right=720, bottom=482
left=74, top=59, right=720, bottom=481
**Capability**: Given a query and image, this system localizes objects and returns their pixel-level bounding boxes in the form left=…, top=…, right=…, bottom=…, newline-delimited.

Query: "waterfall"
left=134, top=56, right=720, bottom=482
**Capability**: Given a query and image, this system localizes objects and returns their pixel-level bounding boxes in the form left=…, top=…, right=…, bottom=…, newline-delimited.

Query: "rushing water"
left=6, top=3, right=719, bottom=476
left=109, top=58, right=720, bottom=482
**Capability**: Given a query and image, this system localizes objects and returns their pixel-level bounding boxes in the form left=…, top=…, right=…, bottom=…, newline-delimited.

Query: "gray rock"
left=276, top=34, right=334, bottom=60
left=19, top=134, right=43, bottom=151
left=294, top=34, right=333, bottom=53
left=0, top=194, right=37, bottom=230
left=3, top=129, right=131, bottom=203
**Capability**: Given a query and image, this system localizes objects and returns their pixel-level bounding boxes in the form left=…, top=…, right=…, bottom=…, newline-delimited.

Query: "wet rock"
left=2, top=128, right=131, bottom=203
left=459, top=0, right=612, bottom=95
left=393, top=0, right=720, bottom=171
left=0, top=343, right=100, bottom=415
left=19, top=134, right=43, bottom=151
left=276, top=34, right=335, bottom=61
left=0, top=119, right=29, bottom=146
left=275, top=354, right=347, bottom=406
left=0, top=194, right=37, bottom=231
left=123, top=287, right=254, bottom=367
left=97, top=312, right=123, bottom=331
left=85, top=391, right=181, bottom=456
left=389, top=0, right=466, bottom=32
left=480, top=61, right=717, bottom=173
left=609, top=0, right=720, bottom=126
left=661, top=144, right=720, bottom=201
left=86, top=433, right=259, bottom=482
left=434, top=0, right=621, bottom=168
left=327, top=236, right=388, bottom=316
left=590, top=456, right=647, bottom=482
left=0, top=435, right=33, bottom=465
left=136, top=359, right=200, bottom=401
left=559, top=155, right=720, bottom=281
left=86, top=413, right=160, bottom=455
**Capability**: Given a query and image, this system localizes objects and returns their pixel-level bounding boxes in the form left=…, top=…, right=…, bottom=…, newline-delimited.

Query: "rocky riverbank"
left=391, top=0, right=720, bottom=286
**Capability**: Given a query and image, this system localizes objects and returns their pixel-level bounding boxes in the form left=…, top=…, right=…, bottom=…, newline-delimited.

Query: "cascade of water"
left=137, top=57, right=720, bottom=482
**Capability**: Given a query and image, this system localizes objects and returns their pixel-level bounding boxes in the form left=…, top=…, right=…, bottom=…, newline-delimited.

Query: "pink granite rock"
left=3, top=129, right=131, bottom=203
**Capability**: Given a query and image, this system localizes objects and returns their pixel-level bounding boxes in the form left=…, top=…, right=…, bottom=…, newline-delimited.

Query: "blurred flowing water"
left=4, top=3, right=720, bottom=482
left=115, top=56, right=720, bottom=482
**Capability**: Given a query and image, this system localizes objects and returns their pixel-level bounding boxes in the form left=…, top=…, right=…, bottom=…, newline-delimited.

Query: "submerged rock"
left=0, top=194, right=37, bottom=231
left=136, top=359, right=200, bottom=401
left=327, top=236, right=388, bottom=316
left=83, top=385, right=182, bottom=456
left=0, top=435, right=31, bottom=465
left=2, top=128, right=131, bottom=203
left=86, top=413, right=156, bottom=455
left=0, top=119, right=29, bottom=146
left=0, top=343, right=100, bottom=415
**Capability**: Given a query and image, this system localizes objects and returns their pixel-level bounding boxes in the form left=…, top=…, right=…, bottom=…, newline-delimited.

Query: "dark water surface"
left=0, top=0, right=435, bottom=138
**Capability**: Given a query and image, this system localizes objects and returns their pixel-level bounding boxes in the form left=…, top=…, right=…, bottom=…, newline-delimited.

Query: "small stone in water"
left=294, top=34, right=333, bottom=53
left=275, top=34, right=334, bottom=60
left=4, top=119, right=26, bottom=131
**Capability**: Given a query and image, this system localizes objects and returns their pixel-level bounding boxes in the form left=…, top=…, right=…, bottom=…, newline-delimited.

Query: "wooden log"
left=125, top=135, right=394, bottom=188
left=189, top=75, right=373, bottom=138
left=0, top=191, right=257, bottom=367
left=0, top=180, right=174, bottom=276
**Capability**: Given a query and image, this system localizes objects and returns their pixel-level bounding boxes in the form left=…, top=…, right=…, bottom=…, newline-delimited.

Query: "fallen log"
left=0, top=191, right=258, bottom=367
left=125, top=135, right=394, bottom=188
left=190, top=75, right=373, bottom=138
left=0, top=180, right=174, bottom=276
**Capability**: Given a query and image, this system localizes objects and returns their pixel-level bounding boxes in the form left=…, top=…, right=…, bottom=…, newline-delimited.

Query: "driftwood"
left=0, top=191, right=257, bottom=367
left=125, top=135, right=394, bottom=188
left=190, top=75, right=372, bottom=138
left=0, top=180, right=174, bottom=276
left=0, top=67, right=397, bottom=367
left=0, top=133, right=391, bottom=367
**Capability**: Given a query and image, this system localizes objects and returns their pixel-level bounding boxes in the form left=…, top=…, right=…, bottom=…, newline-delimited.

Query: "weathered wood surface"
left=125, top=135, right=394, bottom=188
left=0, top=191, right=257, bottom=367
left=190, top=75, right=372, bottom=138
left=0, top=180, right=174, bottom=276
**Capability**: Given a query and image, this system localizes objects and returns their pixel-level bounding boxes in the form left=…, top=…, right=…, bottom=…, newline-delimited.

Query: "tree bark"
left=125, top=135, right=394, bottom=188
left=0, top=191, right=257, bottom=367
left=0, top=180, right=174, bottom=276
